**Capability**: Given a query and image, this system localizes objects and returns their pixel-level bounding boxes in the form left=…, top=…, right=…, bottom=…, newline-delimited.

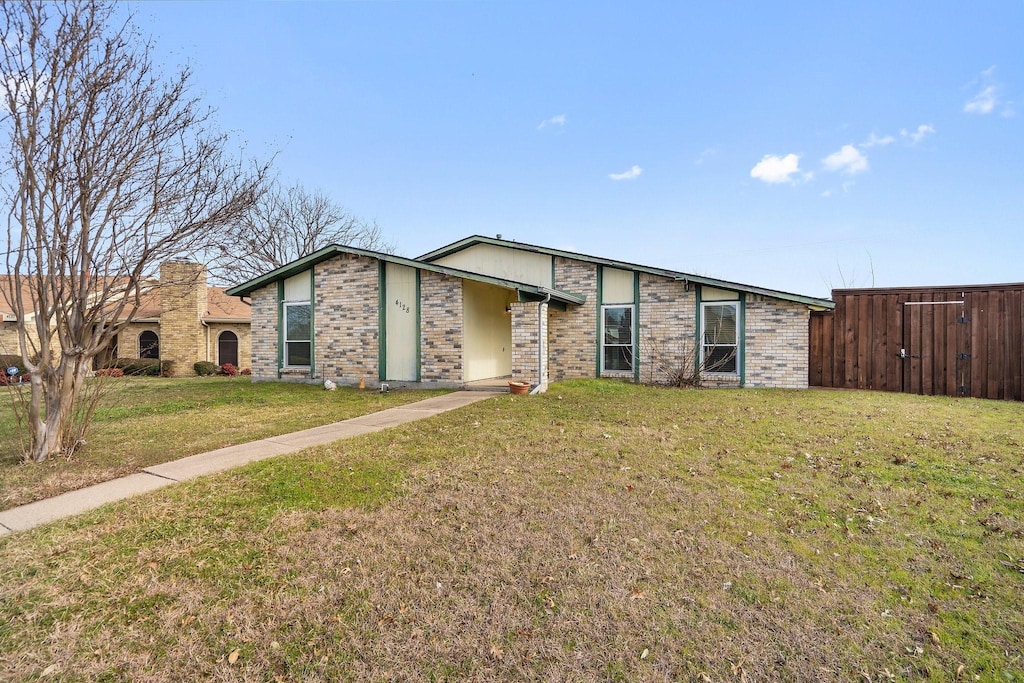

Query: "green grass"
left=1, top=381, right=1022, bottom=681
left=0, top=377, right=448, bottom=510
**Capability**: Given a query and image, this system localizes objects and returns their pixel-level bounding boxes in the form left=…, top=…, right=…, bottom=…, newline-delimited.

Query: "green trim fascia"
left=378, top=261, right=387, bottom=382
left=633, top=271, right=640, bottom=383
left=550, top=256, right=556, bottom=289
left=226, top=244, right=586, bottom=307
left=415, top=269, right=422, bottom=382
left=416, top=235, right=834, bottom=309
left=309, top=266, right=316, bottom=378
left=694, top=285, right=702, bottom=377
left=276, top=280, right=284, bottom=379
left=739, top=292, right=746, bottom=387
left=595, top=266, right=603, bottom=377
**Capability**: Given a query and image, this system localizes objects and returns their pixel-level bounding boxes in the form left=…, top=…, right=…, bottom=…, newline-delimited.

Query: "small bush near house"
left=110, top=358, right=161, bottom=376
left=193, top=361, right=218, bottom=376
left=94, top=368, right=125, bottom=378
left=219, top=362, right=237, bottom=376
left=240, top=368, right=252, bottom=376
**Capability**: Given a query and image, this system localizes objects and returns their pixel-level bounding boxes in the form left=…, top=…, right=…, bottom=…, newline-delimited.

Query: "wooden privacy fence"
left=809, top=284, right=1024, bottom=401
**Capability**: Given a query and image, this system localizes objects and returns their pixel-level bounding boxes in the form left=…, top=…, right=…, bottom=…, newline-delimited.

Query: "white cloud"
left=608, top=165, right=642, bottom=181
left=964, top=66, right=1004, bottom=115
left=749, top=153, right=801, bottom=184
left=900, top=124, right=935, bottom=144
left=822, top=144, right=868, bottom=175
left=964, top=85, right=997, bottom=114
left=820, top=190, right=832, bottom=198
left=862, top=132, right=895, bottom=148
left=694, top=147, right=717, bottom=165
left=537, top=114, right=566, bottom=130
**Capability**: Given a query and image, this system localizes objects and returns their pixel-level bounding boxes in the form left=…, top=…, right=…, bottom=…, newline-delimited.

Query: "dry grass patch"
left=1, top=381, right=1022, bottom=681
left=0, top=377, right=448, bottom=510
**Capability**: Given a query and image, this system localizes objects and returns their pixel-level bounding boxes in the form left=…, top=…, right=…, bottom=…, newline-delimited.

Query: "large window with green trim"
left=701, top=302, right=738, bottom=374
left=284, top=301, right=311, bottom=367
left=601, top=305, right=634, bottom=372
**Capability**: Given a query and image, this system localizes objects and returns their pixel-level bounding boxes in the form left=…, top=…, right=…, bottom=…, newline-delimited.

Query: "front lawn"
left=0, top=377, right=448, bottom=510
left=1, top=381, right=1022, bottom=681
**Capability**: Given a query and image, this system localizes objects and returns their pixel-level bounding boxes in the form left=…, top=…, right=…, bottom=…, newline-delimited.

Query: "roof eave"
left=224, top=245, right=588, bottom=307
left=420, top=235, right=833, bottom=309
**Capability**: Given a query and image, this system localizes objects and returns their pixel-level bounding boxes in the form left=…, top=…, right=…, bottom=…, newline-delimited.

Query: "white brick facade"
left=744, top=295, right=810, bottom=389
left=243, top=247, right=817, bottom=390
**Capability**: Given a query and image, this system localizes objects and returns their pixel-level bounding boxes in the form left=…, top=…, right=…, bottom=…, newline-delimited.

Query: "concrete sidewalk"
left=0, top=391, right=501, bottom=537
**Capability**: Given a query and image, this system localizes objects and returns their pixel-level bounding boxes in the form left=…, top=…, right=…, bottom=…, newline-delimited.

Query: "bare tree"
left=641, top=337, right=738, bottom=388
left=0, top=0, right=268, bottom=462
left=208, top=182, right=394, bottom=285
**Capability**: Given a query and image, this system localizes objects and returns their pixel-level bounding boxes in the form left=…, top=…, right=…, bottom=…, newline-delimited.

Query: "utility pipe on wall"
left=530, top=291, right=551, bottom=395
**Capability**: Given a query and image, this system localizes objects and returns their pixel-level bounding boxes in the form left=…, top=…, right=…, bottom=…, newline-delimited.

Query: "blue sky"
left=135, top=1, right=1023, bottom=298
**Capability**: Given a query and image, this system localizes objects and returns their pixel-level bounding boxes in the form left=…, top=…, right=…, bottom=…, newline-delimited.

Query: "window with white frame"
left=284, top=301, right=311, bottom=367
left=602, top=305, right=634, bottom=372
left=701, top=302, right=738, bottom=374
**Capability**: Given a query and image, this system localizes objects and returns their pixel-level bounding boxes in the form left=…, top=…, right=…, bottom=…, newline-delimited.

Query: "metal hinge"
left=956, top=353, right=971, bottom=360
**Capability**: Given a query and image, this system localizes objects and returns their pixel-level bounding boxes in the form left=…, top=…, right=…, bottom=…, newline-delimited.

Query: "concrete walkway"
left=0, top=391, right=501, bottom=537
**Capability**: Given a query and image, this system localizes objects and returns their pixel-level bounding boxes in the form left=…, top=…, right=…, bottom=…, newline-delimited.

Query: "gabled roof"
left=224, top=244, right=587, bottom=307
left=420, top=235, right=835, bottom=309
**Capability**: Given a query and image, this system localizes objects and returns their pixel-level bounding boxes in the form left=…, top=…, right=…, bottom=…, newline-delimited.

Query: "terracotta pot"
left=508, top=380, right=530, bottom=395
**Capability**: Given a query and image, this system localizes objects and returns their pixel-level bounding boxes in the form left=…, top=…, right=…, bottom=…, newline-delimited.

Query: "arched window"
left=218, top=331, right=239, bottom=367
left=139, top=331, right=159, bottom=359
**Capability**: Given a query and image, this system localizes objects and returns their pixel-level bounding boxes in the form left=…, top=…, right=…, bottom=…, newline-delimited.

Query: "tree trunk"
left=25, top=359, right=87, bottom=463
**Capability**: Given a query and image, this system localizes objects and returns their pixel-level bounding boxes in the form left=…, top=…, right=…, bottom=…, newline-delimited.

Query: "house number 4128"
left=394, top=299, right=410, bottom=313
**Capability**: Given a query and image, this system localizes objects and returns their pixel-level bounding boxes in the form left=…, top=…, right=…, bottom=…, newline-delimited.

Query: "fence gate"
left=900, top=299, right=967, bottom=396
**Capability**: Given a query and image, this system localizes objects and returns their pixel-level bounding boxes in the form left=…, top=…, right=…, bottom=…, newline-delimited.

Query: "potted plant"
left=508, top=380, right=530, bottom=395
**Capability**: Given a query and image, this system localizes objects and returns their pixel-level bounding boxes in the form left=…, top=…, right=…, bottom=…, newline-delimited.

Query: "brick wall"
left=511, top=301, right=548, bottom=385
left=314, top=255, right=380, bottom=385
left=207, top=323, right=252, bottom=369
left=249, top=284, right=278, bottom=381
left=638, top=274, right=697, bottom=384
left=159, top=261, right=207, bottom=377
left=420, top=270, right=463, bottom=382
left=113, top=322, right=160, bottom=360
left=744, top=295, right=810, bottom=389
left=0, top=322, right=21, bottom=356
left=549, top=257, right=598, bottom=380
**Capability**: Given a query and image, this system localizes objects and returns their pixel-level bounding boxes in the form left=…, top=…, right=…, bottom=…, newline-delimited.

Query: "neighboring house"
left=226, top=235, right=833, bottom=390
left=0, top=261, right=252, bottom=376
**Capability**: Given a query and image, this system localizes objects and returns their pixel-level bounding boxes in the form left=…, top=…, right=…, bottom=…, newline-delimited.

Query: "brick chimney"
left=160, top=260, right=208, bottom=377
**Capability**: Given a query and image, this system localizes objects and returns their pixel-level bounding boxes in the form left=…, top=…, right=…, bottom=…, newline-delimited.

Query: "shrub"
left=240, top=368, right=252, bottom=376
left=160, top=360, right=175, bottom=377
left=193, top=361, right=218, bottom=376
left=95, top=368, right=125, bottom=378
left=111, top=358, right=161, bottom=376
left=219, top=362, right=237, bottom=376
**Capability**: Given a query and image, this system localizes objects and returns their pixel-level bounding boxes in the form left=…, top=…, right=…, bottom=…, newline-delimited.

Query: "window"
left=701, top=302, right=738, bottom=374
left=218, top=331, right=238, bottom=367
left=602, top=305, right=633, bottom=372
left=139, top=331, right=159, bottom=359
left=284, top=302, right=311, bottom=367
